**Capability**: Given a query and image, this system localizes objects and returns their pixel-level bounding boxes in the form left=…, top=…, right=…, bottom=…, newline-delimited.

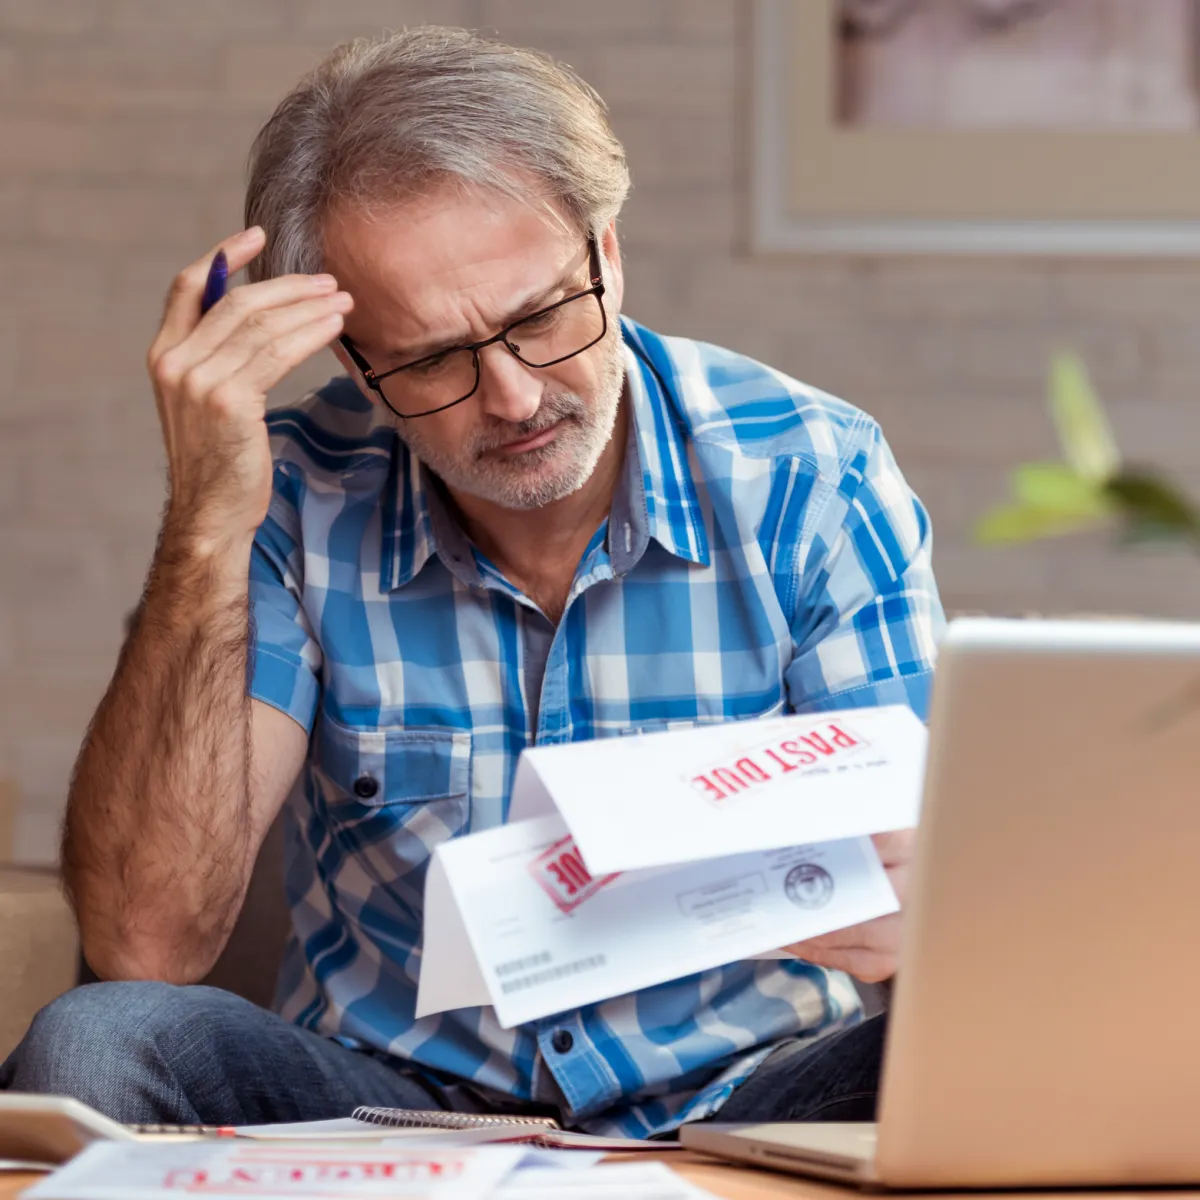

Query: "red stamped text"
left=163, top=1154, right=461, bottom=1192
left=688, top=721, right=868, bottom=806
left=529, top=835, right=618, bottom=914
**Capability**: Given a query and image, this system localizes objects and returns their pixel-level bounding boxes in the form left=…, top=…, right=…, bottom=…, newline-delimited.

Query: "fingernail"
left=241, top=225, right=264, bottom=241
left=312, top=273, right=337, bottom=288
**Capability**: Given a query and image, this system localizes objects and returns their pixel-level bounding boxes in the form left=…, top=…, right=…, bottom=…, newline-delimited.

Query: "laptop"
left=683, top=617, right=1200, bottom=1189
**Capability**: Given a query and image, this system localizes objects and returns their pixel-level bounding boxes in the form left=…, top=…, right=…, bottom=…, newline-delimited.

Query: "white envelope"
left=416, top=812, right=897, bottom=1028
left=508, top=704, right=927, bottom=875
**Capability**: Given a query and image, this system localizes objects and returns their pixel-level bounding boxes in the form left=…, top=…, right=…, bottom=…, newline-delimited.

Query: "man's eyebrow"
left=379, top=262, right=584, bottom=364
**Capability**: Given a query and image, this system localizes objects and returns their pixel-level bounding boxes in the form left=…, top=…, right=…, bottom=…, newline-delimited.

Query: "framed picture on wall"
left=752, top=0, right=1200, bottom=255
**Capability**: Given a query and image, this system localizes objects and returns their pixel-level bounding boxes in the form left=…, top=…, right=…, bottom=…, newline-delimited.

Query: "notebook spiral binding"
left=351, top=1106, right=560, bottom=1131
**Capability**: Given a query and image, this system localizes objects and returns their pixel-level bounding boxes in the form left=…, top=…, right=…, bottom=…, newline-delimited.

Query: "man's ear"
left=331, top=339, right=378, bottom=406
left=599, top=220, right=624, bottom=314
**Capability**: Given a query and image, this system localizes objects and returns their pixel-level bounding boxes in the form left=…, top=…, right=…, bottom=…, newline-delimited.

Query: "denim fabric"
left=1, top=983, right=886, bottom=1130
left=0, top=983, right=444, bottom=1125
left=711, top=1014, right=887, bottom=1124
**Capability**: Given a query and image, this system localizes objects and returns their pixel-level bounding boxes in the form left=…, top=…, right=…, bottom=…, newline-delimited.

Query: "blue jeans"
left=0, top=983, right=884, bottom=1128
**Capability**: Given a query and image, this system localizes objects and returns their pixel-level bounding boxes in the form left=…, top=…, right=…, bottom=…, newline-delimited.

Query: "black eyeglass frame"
left=339, top=235, right=607, bottom=420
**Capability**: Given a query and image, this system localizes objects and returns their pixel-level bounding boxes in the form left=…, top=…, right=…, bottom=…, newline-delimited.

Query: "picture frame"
left=751, top=0, right=1200, bottom=256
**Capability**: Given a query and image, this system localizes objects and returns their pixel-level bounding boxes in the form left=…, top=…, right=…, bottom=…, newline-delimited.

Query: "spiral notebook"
left=348, top=1106, right=679, bottom=1151
left=352, top=1107, right=559, bottom=1133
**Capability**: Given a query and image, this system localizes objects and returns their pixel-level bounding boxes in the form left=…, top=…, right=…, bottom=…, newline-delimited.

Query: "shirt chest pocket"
left=311, top=715, right=473, bottom=853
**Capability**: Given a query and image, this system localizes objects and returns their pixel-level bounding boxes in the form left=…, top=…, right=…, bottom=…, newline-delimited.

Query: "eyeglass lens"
left=378, top=291, right=606, bottom=417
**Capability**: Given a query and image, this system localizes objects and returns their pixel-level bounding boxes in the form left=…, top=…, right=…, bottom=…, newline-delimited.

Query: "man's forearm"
left=63, top=526, right=259, bottom=983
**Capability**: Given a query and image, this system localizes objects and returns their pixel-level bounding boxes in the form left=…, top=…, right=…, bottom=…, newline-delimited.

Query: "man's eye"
left=515, top=308, right=561, bottom=333
left=409, top=352, right=455, bottom=377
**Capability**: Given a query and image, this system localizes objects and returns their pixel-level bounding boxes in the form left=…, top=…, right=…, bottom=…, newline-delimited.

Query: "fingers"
left=150, top=267, right=353, bottom=414
left=805, top=947, right=897, bottom=985
left=208, top=317, right=345, bottom=416
left=787, top=921, right=902, bottom=979
left=176, top=284, right=351, bottom=383
left=182, top=273, right=342, bottom=363
left=871, top=828, right=916, bottom=867
left=181, top=295, right=352, bottom=402
left=782, top=912, right=902, bottom=962
left=151, top=227, right=267, bottom=362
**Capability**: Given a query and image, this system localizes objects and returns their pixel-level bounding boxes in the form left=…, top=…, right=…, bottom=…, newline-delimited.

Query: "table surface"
left=6, top=1153, right=1200, bottom=1200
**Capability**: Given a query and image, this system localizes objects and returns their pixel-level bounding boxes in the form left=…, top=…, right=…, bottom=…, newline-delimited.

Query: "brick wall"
left=3, top=0, right=1200, bottom=859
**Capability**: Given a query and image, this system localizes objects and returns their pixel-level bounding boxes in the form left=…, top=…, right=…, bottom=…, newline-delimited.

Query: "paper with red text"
left=507, top=705, right=926, bottom=875
left=416, top=812, right=896, bottom=1027
left=22, top=1139, right=525, bottom=1200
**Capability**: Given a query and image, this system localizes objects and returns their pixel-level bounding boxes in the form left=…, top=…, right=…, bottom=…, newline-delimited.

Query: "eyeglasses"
left=340, top=236, right=608, bottom=420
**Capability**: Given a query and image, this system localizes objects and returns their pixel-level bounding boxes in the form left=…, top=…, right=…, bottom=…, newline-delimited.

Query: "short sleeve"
left=249, top=475, right=322, bottom=733
left=783, top=419, right=945, bottom=719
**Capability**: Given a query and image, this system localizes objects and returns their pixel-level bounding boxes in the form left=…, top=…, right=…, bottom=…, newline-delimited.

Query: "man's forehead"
left=323, top=189, right=581, bottom=350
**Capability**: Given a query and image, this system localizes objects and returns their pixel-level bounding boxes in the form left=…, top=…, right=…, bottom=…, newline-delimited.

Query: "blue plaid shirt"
left=249, top=317, right=945, bottom=1136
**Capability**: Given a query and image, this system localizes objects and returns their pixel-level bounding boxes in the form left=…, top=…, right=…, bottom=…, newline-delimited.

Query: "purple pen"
left=200, top=249, right=228, bottom=316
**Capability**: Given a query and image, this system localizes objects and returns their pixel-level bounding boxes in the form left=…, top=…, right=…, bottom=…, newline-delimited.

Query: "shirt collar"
left=379, top=316, right=710, bottom=591
left=378, top=439, right=439, bottom=591
left=621, top=317, right=710, bottom=568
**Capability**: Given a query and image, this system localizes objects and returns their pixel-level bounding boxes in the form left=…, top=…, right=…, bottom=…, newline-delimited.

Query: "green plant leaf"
left=1105, top=470, right=1200, bottom=545
left=1049, top=352, right=1120, bottom=483
left=975, top=502, right=1102, bottom=544
left=977, top=352, right=1200, bottom=558
left=1011, top=462, right=1113, bottom=518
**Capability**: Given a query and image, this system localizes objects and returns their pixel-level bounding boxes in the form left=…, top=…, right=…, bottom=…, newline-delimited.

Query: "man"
left=2, top=28, right=942, bottom=1137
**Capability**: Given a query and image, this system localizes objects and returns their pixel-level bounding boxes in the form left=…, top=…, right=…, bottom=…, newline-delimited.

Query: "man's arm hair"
left=62, top=528, right=308, bottom=983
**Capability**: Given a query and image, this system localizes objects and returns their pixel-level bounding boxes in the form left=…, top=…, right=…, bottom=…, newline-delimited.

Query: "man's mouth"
left=493, top=421, right=562, bottom=456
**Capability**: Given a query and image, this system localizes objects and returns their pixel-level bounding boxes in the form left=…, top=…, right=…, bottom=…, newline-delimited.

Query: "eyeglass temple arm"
left=339, top=335, right=378, bottom=384
left=587, top=234, right=604, bottom=287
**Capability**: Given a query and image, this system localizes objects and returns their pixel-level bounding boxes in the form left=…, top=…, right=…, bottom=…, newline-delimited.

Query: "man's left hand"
left=779, top=829, right=914, bottom=984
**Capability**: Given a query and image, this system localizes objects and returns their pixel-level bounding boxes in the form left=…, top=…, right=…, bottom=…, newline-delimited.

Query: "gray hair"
left=244, top=26, right=631, bottom=282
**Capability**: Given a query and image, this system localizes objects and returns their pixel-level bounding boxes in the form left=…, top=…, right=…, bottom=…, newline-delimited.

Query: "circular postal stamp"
left=784, top=863, right=834, bottom=909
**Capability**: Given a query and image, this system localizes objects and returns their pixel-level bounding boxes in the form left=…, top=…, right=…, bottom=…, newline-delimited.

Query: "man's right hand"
left=146, top=226, right=355, bottom=550
left=67, top=228, right=332, bottom=981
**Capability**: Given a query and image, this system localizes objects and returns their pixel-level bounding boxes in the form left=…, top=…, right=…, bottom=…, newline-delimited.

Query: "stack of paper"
left=23, top=1140, right=527, bottom=1200
left=418, top=705, right=926, bottom=1025
left=23, top=1140, right=720, bottom=1200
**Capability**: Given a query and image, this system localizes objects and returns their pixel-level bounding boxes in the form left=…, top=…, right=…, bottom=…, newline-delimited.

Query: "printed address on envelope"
left=419, top=812, right=897, bottom=1028
left=508, top=704, right=928, bottom=875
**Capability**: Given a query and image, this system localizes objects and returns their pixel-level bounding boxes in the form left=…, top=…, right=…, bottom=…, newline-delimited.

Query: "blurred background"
left=3, top=0, right=1200, bottom=862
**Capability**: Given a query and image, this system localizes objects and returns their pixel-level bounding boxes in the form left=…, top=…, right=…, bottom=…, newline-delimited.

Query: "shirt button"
left=353, top=774, right=379, bottom=799
left=551, top=1029, right=574, bottom=1054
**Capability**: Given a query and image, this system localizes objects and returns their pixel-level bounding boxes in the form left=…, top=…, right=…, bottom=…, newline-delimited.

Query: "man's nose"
left=476, top=341, right=542, bottom=425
